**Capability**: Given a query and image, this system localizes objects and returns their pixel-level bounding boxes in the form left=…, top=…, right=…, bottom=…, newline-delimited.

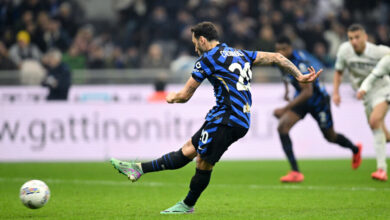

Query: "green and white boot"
left=110, top=158, right=143, bottom=182
left=160, top=201, right=194, bottom=214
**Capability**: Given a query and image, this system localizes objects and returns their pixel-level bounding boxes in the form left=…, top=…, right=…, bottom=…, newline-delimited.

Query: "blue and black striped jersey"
left=191, top=43, right=257, bottom=129
left=281, top=50, right=329, bottom=106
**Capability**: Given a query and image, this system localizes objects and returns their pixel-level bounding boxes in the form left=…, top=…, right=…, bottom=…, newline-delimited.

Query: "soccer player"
left=110, top=22, right=321, bottom=214
left=274, top=36, right=362, bottom=183
left=356, top=54, right=390, bottom=181
left=333, top=24, right=390, bottom=181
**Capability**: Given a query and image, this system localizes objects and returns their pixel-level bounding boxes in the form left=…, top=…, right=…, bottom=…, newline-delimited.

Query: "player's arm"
left=274, top=83, right=312, bottom=118
left=283, top=80, right=290, bottom=101
left=333, top=45, right=346, bottom=106
left=166, top=77, right=200, bottom=103
left=253, top=52, right=322, bottom=83
left=332, top=70, right=343, bottom=106
left=356, top=74, right=376, bottom=100
left=285, top=83, right=313, bottom=109
left=357, top=55, right=390, bottom=99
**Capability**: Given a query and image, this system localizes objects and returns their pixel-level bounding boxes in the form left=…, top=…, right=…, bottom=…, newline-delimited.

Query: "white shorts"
left=363, top=80, right=390, bottom=118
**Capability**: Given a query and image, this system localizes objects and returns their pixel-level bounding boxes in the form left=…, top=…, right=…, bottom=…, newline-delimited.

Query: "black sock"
left=335, top=134, right=359, bottom=154
left=279, top=134, right=299, bottom=172
left=183, top=169, right=212, bottom=207
left=141, top=149, right=192, bottom=173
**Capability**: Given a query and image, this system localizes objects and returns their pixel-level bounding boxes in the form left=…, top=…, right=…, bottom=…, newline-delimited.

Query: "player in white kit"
left=333, top=24, right=390, bottom=181
left=357, top=54, right=390, bottom=181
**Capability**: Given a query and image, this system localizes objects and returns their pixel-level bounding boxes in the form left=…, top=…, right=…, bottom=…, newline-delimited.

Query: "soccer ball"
left=19, top=180, right=50, bottom=209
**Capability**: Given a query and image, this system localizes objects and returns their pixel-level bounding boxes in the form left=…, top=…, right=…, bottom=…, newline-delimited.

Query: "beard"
left=196, top=46, right=205, bottom=56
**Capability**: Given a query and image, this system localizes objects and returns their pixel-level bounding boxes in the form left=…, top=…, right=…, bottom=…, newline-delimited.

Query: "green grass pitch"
left=1, top=159, right=389, bottom=219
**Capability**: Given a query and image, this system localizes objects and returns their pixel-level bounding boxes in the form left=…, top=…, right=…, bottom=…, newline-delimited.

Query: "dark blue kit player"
left=273, top=36, right=362, bottom=183
left=110, top=22, right=322, bottom=214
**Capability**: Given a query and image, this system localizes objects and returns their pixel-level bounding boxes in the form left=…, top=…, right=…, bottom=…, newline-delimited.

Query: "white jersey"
left=335, top=41, right=390, bottom=89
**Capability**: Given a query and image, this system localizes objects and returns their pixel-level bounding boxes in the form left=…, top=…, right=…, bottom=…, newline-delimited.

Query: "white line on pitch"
left=1, top=177, right=389, bottom=192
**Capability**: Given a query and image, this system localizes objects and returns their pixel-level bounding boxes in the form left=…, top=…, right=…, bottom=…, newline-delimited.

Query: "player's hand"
left=298, top=66, right=323, bottom=83
left=46, top=75, right=58, bottom=88
left=332, top=92, right=341, bottom=106
left=166, top=92, right=177, bottom=103
left=356, top=90, right=366, bottom=100
left=273, top=107, right=287, bottom=119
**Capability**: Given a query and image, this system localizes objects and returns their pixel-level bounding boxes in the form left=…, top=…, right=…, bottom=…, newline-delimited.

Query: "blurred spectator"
left=375, top=24, right=390, bottom=46
left=230, top=18, right=256, bottom=49
left=42, top=19, right=71, bottom=52
left=345, top=0, right=379, bottom=17
left=176, top=25, right=195, bottom=57
left=141, top=42, right=170, bottom=68
left=73, top=25, right=94, bottom=55
left=15, top=10, right=34, bottom=32
left=293, top=7, right=307, bottom=30
left=0, top=0, right=16, bottom=31
left=55, top=2, right=78, bottom=37
left=26, top=20, right=46, bottom=53
left=279, top=0, right=295, bottom=25
left=114, top=0, right=146, bottom=49
left=41, top=49, right=71, bottom=100
left=148, top=78, right=168, bottom=103
left=9, top=30, right=42, bottom=67
left=301, top=24, right=328, bottom=54
left=62, top=45, right=86, bottom=70
left=18, top=0, right=46, bottom=17
left=170, top=52, right=197, bottom=82
left=126, top=47, right=141, bottom=68
left=92, top=32, right=115, bottom=63
left=146, top=6, right=173, bottom=43
left=2, top=28, right=15, bottom=48
left=324, top=22, right=345, bottom=59
left=254, top=25, right=275, bottom=52
left=106, top=46, right=126, bottom=69
left=271, top=11, right=284, bottom=33
left=113, top=47, right=126, bottom=69
left=33, top=11, right=50, bottom=52
left=282, top=25, right=306, bottom=50
left=0, top=0, right=390, bottom=72
left=0, top=41, right=17, bottom=70
left=87, top=42, right=105, bottom=69
left=313, top=0, right=343, bottom=24
left=45, top=0, right=63, bottom=17
left=338, top=9, right=353, bottom=27
left=37, top=11, right=50, bottom=29
left=313, top=42, right=334, bottom=68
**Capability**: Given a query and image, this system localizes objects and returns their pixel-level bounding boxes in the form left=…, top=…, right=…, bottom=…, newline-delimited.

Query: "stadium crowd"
left=0, top=0, right=389, bottom=71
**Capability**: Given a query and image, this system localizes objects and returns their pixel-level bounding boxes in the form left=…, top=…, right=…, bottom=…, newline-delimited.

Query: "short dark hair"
left=191, top=21, right=219, bottom=41
left=348, top=24, right=366, bottom=32
left=276, top=35, right=292, bottom=45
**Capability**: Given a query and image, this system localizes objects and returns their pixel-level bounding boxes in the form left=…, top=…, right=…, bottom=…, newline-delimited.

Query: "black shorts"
left=191, top=121, right=248, bottom=165
left=291, top=96, right=333, bottom=130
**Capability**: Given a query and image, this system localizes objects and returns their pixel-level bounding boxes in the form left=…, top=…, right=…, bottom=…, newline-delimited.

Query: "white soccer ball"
left=19, top=180, right=50, bottom=209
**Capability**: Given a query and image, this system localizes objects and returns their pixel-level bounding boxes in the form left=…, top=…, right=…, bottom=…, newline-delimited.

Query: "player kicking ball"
left=333, top=24, right=390, bottom=182
left=357, top=54, right=390, bottom=181
left=110, top=21, right=322, bottom=214
left=273, top=36, right=362, bottom=183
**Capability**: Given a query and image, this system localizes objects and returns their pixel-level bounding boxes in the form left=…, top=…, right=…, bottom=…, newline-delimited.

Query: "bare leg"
left=181, top=139, right=198, bottom=159
left=321, top=127, right=358, bottom=154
